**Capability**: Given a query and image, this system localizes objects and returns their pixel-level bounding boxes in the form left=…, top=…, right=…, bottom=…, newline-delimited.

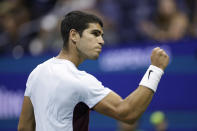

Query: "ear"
left=69, top=29, right=80, bottom=44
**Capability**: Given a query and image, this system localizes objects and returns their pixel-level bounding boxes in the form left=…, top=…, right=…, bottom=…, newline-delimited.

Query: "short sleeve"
left=24, top=67, right=37, bottom=97
left=24, top=73, right=32, bottom=97
left=80, top=73, right=111, bottom=109
left=24, top=80, right=31, bottom=97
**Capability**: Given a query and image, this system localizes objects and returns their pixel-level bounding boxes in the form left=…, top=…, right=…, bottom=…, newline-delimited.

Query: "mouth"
left=96, top=48, right=102, bottom=53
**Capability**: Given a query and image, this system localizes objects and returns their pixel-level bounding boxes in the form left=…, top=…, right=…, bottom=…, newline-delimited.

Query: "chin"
left=89, top=54, right=99, bottom=60
left=91, top=56, right=99, bottom=60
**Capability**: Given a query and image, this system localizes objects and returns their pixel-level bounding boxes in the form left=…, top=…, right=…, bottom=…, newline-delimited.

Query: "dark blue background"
left=0, top=41, right=197, bottom=131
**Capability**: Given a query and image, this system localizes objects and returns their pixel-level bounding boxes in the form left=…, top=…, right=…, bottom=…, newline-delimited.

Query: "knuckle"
left=158, top=50, right=163, bottom=55
left=162, top=51, right=166, bottom=55
left=153, top=47, right=160, bottom=51
left=160, top=49, right=164, bottom=52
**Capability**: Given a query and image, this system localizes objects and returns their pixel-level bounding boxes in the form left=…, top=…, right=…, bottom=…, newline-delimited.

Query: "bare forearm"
left=94, top=47, right=169, bottom=125
left=118, top=86, right=153, bottom=124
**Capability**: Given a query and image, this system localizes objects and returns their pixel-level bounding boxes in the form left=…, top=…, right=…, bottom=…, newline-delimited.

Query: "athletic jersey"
left=24, top=57, right=111, bottom=131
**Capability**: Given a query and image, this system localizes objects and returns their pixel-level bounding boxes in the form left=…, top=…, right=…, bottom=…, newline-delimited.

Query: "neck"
left=56, top=48, right=84, bottom=67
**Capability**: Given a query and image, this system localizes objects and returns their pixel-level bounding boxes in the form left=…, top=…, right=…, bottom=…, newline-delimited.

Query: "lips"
left=96, top=48, right=102, bottom=52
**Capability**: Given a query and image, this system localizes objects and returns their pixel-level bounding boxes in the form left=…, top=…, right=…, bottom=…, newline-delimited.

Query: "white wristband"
left=139, top=65, right=164, bottom=92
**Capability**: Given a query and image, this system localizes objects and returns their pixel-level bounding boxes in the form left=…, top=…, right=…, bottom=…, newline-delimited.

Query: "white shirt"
left=25, top=57, right=111, bottom=131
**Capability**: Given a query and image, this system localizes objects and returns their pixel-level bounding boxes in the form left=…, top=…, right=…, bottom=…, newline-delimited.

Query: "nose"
left=98, top=36, right=104, bottom=46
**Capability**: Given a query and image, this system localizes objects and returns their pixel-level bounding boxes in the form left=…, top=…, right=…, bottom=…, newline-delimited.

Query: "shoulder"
left=27, top=58, right=53, bottom=82
left=79, top=71, right=102, bottom=86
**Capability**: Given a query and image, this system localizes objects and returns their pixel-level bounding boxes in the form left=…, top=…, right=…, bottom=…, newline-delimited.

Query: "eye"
left=92, top=32, right=100, bottom=37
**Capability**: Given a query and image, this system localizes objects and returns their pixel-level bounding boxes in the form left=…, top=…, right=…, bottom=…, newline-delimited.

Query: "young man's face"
left=76, top=23, right=104, bottom=60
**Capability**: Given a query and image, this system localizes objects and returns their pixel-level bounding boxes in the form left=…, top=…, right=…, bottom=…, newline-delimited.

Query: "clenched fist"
left=151, top=47, right=169, bottom=71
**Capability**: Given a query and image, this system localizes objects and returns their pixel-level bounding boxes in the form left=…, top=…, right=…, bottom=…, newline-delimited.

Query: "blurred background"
left=0, top=0, right=197, bottom=131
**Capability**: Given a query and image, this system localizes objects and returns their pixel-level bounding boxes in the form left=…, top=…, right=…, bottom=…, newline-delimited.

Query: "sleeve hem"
left=87, top=88, right=111, bottom=109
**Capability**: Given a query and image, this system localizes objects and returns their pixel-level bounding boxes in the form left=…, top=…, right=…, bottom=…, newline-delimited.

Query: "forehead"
left=85, top=23, right=103, bottom=33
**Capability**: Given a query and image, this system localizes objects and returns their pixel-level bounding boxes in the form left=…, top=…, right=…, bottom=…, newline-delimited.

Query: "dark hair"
left=61, top=11, right=103, bottom=49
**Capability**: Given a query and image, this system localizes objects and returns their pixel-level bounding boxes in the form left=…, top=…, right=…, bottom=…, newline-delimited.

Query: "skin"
left=93, top=47, right=169, bottom=124
left=18, top=22, right=169, bottom=130
left=18, top=96, right=35, bottom=131
left=118, top=121, right=139, bottom=131
left=57, top=23, right=104, bottom=66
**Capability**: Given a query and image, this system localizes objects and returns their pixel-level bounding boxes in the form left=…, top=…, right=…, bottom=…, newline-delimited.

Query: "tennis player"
left=18, top=11, right=169, bottom=131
